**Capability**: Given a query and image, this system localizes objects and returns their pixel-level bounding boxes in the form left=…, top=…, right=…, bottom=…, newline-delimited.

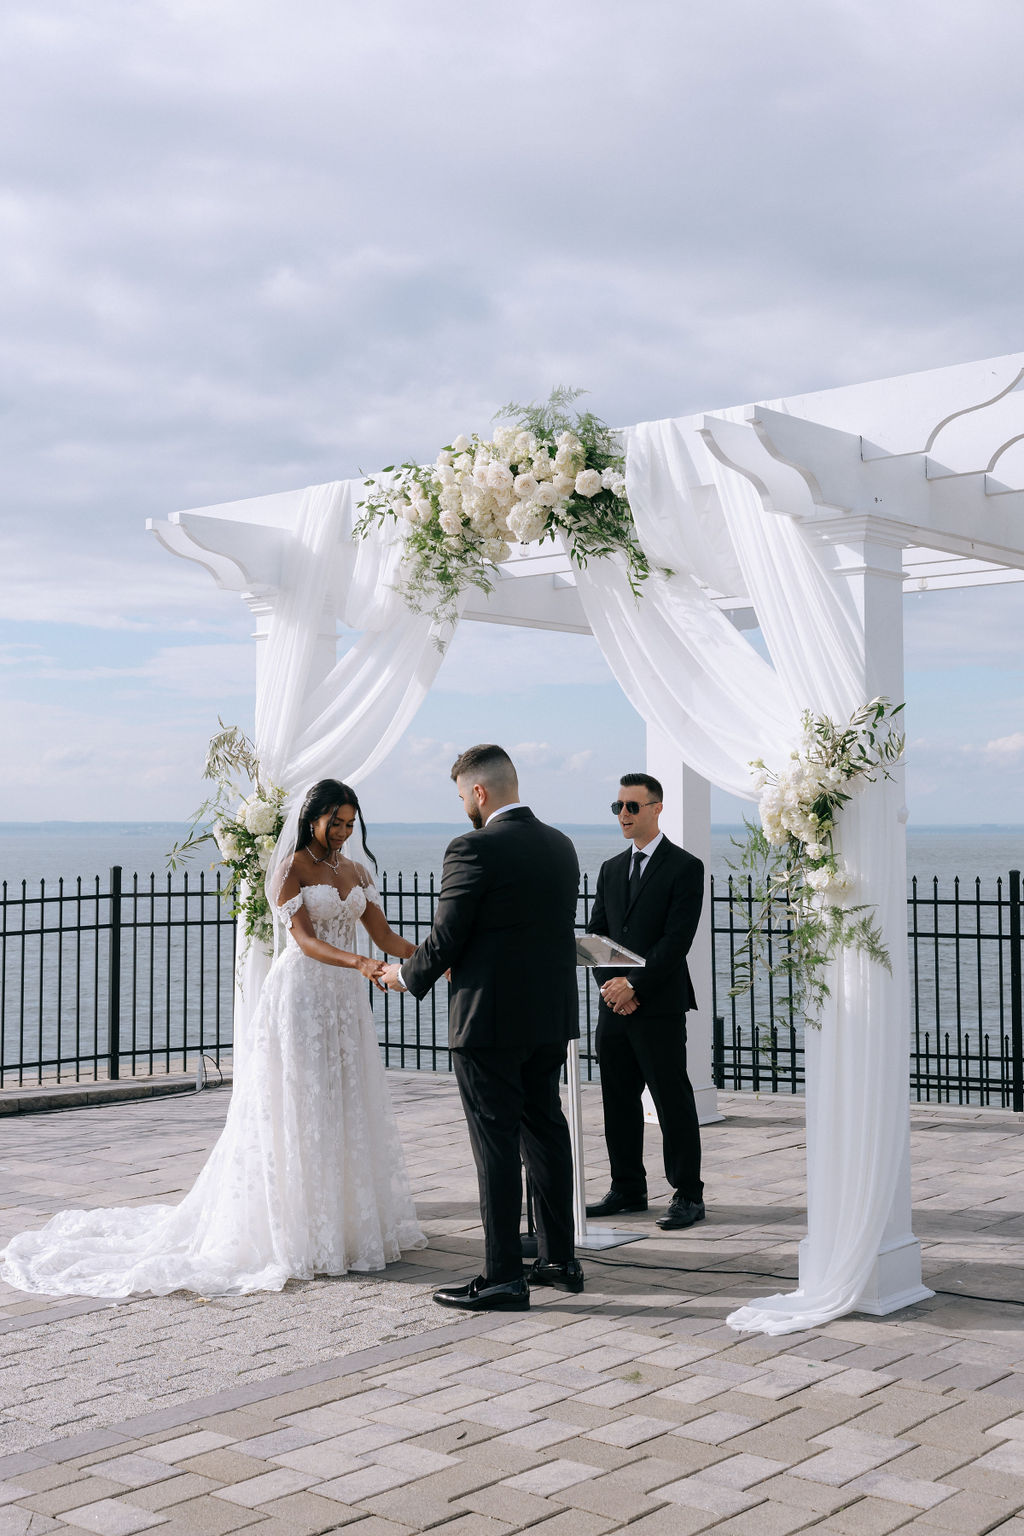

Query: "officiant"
left=586, top=773, right=707, bottom=1231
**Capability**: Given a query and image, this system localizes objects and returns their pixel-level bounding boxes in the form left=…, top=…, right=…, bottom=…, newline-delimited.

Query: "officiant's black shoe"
left=656, top=1197, right=705, bottom=1231
left=527, top=1258, right=585, bottom=1294
left=432, top=1275, right=530, bottom=1312
left=585, top=1189, right=648, bottom=1218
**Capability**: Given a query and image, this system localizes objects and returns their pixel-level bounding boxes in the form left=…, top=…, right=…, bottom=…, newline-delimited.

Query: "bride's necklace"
left=309, top=844, right=344, bottom=871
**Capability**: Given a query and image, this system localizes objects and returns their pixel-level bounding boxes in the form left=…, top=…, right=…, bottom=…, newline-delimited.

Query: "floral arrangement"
left=354, top=387, right=649, bottom=629
left=169, top=723, right=286, bottom=950
left=728, top=698, right=905, bottom=1028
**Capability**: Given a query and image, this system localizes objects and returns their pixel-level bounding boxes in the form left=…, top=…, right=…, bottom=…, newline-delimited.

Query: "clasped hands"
left=601, top=976, right=639, bottom=1016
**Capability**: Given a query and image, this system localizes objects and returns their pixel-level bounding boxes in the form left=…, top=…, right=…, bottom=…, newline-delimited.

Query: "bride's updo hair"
left=295, top=779, right=378, bottom=872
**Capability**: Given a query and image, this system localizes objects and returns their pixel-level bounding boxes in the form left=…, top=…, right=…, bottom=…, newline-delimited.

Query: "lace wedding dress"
left=0, top=883, right=426, bottom=1298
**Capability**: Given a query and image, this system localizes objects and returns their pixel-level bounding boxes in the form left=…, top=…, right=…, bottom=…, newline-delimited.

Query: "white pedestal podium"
left=564, top=1038, right=646, bottom=1251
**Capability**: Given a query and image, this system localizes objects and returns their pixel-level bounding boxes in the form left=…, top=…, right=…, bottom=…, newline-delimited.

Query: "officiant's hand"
left=601, top=977, right=638, bottom=1015
left=380, top=963, right=407, bottom=992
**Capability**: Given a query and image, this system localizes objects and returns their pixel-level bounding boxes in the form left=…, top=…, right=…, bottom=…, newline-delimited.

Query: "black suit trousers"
left=452, top=1042, right=575, bottom=1284
left=595, top=1006, right=703, bottom=1204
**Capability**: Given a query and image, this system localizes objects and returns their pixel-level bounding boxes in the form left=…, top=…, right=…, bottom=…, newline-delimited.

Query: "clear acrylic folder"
left=575, top=934, right=646, bottom=968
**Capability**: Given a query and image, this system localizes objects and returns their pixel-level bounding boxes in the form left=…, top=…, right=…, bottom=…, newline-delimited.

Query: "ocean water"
left=2, top=821, right=1023, bottom=891
left=1, top=822, right=1021, bottom=1085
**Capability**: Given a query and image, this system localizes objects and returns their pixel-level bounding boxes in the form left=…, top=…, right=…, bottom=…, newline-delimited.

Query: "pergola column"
left=645, top=725, right=722, bottom=1125
left=807, top=514, right=927, bottom=1313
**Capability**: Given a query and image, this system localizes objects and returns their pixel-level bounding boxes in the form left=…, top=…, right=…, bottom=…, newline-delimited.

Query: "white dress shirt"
left=631, top=830, right=663, bottom=873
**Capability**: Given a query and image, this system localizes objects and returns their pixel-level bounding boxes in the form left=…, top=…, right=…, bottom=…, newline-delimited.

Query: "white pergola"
left=150, top=350, right=1024, bottom=1322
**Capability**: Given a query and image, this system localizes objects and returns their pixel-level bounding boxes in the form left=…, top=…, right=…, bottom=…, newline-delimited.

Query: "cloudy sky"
left=2, top=0, right=1023, bottom=826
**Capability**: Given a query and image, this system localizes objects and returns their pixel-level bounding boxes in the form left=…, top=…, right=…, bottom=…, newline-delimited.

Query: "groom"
left=381, top=744, right=581, bottom=1311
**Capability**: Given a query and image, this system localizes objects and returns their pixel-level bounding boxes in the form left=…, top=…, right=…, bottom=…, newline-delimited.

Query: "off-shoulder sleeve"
left=362, top=882, right=381, bottom=907
left=277, top=892, right=304, bottom=929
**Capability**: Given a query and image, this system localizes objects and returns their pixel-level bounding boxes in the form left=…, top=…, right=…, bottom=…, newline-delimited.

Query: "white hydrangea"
left=531, top=450, right=554, bottom=480
left=508, top=502, right=549, bottom=543
left=244, top=797, right=278, bottom=836
left=213, top=822, right=242, bottom=861
left=481, top=537, right=511, bottom=563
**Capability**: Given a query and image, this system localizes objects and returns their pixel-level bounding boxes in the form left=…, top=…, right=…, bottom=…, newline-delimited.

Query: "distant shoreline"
left=3, top=822, right=1024, bottom=836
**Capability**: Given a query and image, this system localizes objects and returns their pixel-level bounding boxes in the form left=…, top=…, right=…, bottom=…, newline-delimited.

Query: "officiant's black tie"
left=628, top=850, right=647, bottom=903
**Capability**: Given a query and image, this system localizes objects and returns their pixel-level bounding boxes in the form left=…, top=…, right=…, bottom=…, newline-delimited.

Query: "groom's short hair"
left=620, top=771, right=663, bottom=801
left=451, top=743, right=518, bottom=791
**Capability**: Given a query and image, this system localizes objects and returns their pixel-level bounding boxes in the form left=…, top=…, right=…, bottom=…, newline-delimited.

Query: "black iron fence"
left=711, top=869, right=1024, bottom=1109
left=1, top=864, right=1022, bottom=1108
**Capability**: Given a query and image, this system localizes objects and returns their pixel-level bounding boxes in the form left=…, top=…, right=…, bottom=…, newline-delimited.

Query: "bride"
left=0, top=780, right=426, bottom=1298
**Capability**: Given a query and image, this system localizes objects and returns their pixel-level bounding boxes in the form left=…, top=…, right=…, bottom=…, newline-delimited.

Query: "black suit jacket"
left=402, top=807, right=580, bottom=1052
left=587, top=836, right=703, bottom=1019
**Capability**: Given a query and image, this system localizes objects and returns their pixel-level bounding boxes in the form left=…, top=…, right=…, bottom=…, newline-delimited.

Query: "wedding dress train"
left=0, top=884, right=426, bottom=1298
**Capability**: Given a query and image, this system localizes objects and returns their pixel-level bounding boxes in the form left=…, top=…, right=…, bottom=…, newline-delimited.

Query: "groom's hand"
left=381, top=963, right=407, bottom=992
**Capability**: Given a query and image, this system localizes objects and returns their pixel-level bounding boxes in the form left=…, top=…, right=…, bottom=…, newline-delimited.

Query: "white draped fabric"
left=574, top=411, right=912, bottom=1335
left=236, top=480, right=451, bottom=1067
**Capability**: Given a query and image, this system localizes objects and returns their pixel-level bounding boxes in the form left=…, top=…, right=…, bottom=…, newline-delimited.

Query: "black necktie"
left=628, top=851, right=647, bottom=902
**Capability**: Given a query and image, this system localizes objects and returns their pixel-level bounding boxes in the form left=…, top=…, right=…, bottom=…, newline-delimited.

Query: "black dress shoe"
left=585, top=1189, right=648, bottom=1218
left=527, top=1258, right=585, bottom=1294
left=432, top=1275, right=530, bottom=1311
left=656, top=1197, right=706, bottom=1231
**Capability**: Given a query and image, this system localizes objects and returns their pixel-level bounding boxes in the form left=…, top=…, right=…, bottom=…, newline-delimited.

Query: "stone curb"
left=0, top=1072, right=233, bottom=1116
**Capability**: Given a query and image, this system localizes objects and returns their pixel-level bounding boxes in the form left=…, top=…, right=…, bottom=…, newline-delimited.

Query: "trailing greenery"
left=354, top=387, right=649, bottom=631
left=728, top=698, right=906, bottom=1030
left=168, top=722, right=286, bottom=950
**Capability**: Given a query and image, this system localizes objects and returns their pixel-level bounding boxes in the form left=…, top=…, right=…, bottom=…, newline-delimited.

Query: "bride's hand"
left=357, top=956, right=387, bottom=989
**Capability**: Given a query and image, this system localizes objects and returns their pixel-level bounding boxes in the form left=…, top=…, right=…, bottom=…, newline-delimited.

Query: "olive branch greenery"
left=728, top=698, right=906, bottom=1031
left=168, top=722, right=286, bottom=950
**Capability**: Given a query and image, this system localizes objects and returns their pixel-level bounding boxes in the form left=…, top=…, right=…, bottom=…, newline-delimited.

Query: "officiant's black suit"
left=588, top=836, right=705, bottom=1205
left=402, top=808, right=580, bottom=1283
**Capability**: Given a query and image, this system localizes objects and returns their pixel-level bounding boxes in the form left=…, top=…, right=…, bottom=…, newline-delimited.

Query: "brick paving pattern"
left=2, top=1072, right=1024, bottom=1532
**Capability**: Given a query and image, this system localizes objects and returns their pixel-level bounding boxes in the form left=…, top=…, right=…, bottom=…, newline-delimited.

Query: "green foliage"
left=167, top=721, right=285, bottom=952
left=728, top=698, right=905, bottom=1032
left=354, top=387, right=650, bottom=634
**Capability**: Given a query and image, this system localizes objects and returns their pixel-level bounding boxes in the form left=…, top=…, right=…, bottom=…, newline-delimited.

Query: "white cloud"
left=981, top=732, right=1024, bottom=763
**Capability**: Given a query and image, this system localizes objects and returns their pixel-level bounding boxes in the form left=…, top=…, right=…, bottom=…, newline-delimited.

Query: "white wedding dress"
left=0, top=883, right=426, bottom=1298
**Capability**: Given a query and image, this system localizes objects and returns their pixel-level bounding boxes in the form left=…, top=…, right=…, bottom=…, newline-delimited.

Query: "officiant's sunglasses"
left=611, top=799, right=661, bottom=816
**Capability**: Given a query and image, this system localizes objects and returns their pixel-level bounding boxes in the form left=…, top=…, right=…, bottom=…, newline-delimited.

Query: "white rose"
left=551, top=471, right=576, bottom=497
left=513, top=472, right=539, bottom=499
left=601, top=467, right=620, bottom=489
left=804, top=842, right=824, bottom=859
left=435, top=463, right=455, bottom=486
left=436, top=449, right=454, bottom=467
left=556, top=430, right=581, bottom=451
left=805, top=867, right=832, bottom=892
left=534, top=481, right=561, bottom=508
left=244, top=798, right=277, bottom=836
left=439, top=508, right=463, bottom=536
left=413, top=498, right=433, bottom=523
left=453, top=453, right=473, bottom=473
left=574, top=469, right=603, bottom=498
left=486, top=462, right=514, bottom=492
left=452, top=433, right=471, bottom=452
left=396, top=499, right=415, bottom=522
